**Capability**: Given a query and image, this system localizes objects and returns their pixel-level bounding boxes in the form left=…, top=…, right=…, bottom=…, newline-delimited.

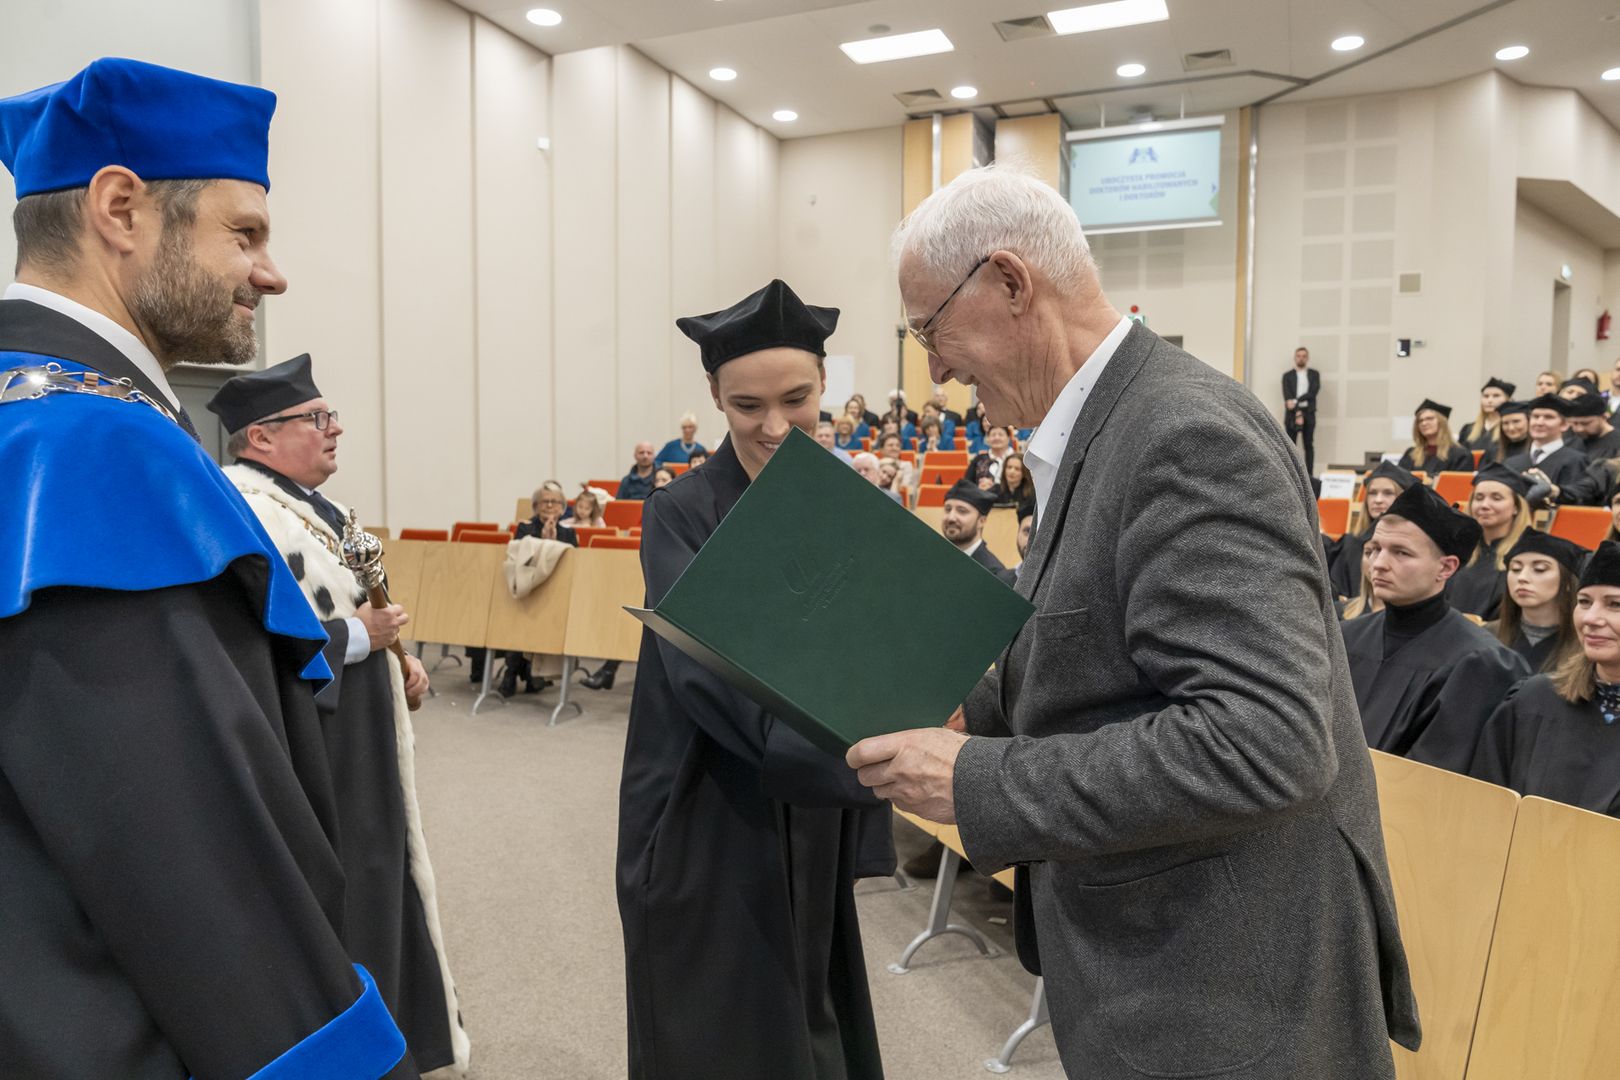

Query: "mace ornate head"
left=340, top=508, right=386, bottom=589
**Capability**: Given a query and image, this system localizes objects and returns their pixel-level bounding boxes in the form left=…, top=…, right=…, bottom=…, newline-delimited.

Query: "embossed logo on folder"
left=782, top=553, right=857, bottom=622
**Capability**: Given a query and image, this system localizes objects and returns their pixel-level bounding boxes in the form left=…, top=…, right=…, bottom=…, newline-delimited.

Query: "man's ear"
left=82, top=166, right=150, bottom=257
left=1437, top=554, right=1462, bottom=582
left=708, top=373, right=722, bottom=411
left=990, top=250, right=1035, bottom=316
left=245, top=423, right=277, bottom=455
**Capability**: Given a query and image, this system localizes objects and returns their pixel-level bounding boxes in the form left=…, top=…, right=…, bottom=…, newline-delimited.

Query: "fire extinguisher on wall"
left=1600, top=309, right=1611, bottom=341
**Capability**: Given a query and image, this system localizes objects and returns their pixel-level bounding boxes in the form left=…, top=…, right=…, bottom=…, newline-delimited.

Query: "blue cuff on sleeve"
left=237, top=965, right=406, bottom=1080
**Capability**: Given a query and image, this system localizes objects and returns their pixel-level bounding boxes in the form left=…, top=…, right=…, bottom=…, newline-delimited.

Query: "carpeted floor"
left=410, top=663, right=1067, bottom=1079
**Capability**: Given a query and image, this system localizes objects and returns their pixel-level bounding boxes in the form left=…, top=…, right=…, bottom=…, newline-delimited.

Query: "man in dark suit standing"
left=1283, top=345, right=1321, bottom=474
left=849, top=166, right=1419, bottom=1079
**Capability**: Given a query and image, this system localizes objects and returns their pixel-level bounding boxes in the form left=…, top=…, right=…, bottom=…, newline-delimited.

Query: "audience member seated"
left=883, top=388, right=919, bottom=427
left=1339, top=543, right=1383, bottom=621
left=994, top=452, right=1035, bottom=509
left=654, top=412, right=706, bottom=466
left=1458, top=377, right=1515, bottom=453
left=1397, top=399, right=1474, bottom=476
left=996, top=500, right=1035, bottom=587
left=687, top=449, right=708, bottom=469
left=815, top=420, right=854, bottom=463
left=832, top=416, right=862, bottom=452
left=940, top=479, right=1005, bottom=575
left=915, top=416, right=955, bottom=453
left=1611, top=358, right=1620, bottom=411
left=966, top=424, right=1014, bottom=487
left=1338, top=483, right=1530, bottom=772
left=929, top=387, right=963, bottom=429
left=619, top=441, right=659, bottom=499
left=1504, top=394, right=1588, bottom=506
left=1568, top=391, right=1620, bottom=461
left=1561, top=376, right=1600, bottom=400
left=562, top=487, right=607, bottom=529
left=1449, top=463, right=1531, bottom=619
left=874, top=432, right=916, bottom=490
left=876, top=458, right=904, bottom=501
left=840, top=397, right=872, bottom=441
left=500, top=487, right=579, bottom=696
left=963, top=400, right=988, bottom=452
left=1487, top=531, right=1585, bottom=673
left=653, top=468, right=674, bottom=490
left=1573, top=366, right=1602, bottom=387
left=1535, top=370, right=1562, bottom=396
left=1469, top=540, right=1620, bottom=816
left=848, top=393, right=881, bottom=431
left=852, top=452, right=897, bottom=502
left=1329, top=461, right=1417, bottom=601
left=1494, top=400, right=1530, bottom=462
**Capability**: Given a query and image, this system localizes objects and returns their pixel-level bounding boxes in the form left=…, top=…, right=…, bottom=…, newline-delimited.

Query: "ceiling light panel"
left=709, top=67, right=737, bottom=81
left=773, top=109, right=798, bottom=122
left=525, top=8, right=561, bottom=27
left=951, top=85, right=978, bottom=99
left=1331, top=35, right=1365, bottom=52
left=1117, top=63, right=1146, bottom=78
left=839, top=28, right=954, bottom=64
left=1046, top=0, right=1168, bottom=36
left=1495, top=45, right=1529, bottom=61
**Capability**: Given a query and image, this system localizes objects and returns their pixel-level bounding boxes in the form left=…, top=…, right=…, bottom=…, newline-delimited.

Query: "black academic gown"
left=0, top=299, right=411, bottom=1079
left=1582, top=427, right=1620, bottom=462
left=1329, top=526, right=1372, bottom=600
left=617, top=437, right=891, bottom=1080
left=1339, top=596, right=1531, bottom=772
left=1506, top=444, right=1590, bottom=495
left=1458, top=420, right=1498, bottom=454
left=1448, top=539, right=1506, bottom=620
left=968, top=540, right=1007, bottom=575
left=1398, top=443, right=1474, bottom=477
left=1469, top=675, right=1620, bottom=815
left=1483, top=624, right=1563, bottom=673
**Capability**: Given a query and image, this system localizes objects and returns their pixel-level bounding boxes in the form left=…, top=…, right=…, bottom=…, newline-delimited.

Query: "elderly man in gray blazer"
left=848, top=167, right=1421, bottom=1079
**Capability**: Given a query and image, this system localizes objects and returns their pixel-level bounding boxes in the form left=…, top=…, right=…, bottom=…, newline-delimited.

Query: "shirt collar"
left=1532, top=436, right=1564, bottom=454
left=1023, top=315, right=1133, bottom=518
left=3, top=281, right=180, bottom=408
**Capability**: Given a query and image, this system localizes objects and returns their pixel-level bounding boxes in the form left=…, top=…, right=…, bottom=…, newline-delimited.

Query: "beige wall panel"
left=259, top=0, right=386, bottom=521
left=1511, top=200, right=1604, bottom=377
left=379, top=0, right=476, bottom=530
left=778, top=127, right=904, bottom=404
left=714, top=105, right=765, bottom=305
left=668, top=78, right=721, bottom=432
left=994, top=115, right=1064, bottom=189
left=615, top=47, right=674, bottom=455
left=473, top=18, right=551, bottom=523
left=550, top=47, right=621, bottom=488
left=756, top=128, right=781, bottom=283
left=939, top=113, right=976, bottom=184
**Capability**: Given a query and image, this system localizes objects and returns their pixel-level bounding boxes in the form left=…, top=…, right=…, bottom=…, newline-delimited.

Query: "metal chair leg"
left=984, top=977, right=1050, bottom=1073
left=887, top=847, right=996, bottom=973
left=471, top=656, right=506, bottom=715
left=549, top=656, right=585, bottom=727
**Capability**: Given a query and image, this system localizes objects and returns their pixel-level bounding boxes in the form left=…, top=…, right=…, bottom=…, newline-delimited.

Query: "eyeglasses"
left=260, top=409, right=339, bottom=430
left=907, top=255, right=990, bottom=354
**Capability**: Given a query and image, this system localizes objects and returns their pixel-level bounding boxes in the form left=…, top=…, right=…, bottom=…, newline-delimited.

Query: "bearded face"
left=130, top=221, right=260, bottom=367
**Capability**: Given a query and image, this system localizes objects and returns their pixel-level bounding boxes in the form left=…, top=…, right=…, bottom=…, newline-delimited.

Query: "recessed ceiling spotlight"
left=1495, top=45, right=1529, bottom=60
left=1117, top=62, right=1146, bottom=78
left=1604, top=67, right=1620, bottom=81
left=1331, top=34, right=1365, bottom=52
left=525, top=8, right=562, bottom=26
left=1047, top=0, right=1168, bottom=36
left=773, top=109, right=799, bottom=122
left=950, top=85, right=978, bottom=99
left=709, top=67, right=737, bottom=81
left=840, top=28, right=954, bottom=64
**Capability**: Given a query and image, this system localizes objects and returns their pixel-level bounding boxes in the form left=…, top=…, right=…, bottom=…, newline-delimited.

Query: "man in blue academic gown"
left=0, top=59, right=410, bottom=1078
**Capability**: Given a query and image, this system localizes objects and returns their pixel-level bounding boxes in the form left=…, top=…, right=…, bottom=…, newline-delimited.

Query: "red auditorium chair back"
left=588, top=479, right=621, bottom=497
left=604, top=500, right=643, bottom=530
left=451, top=521, right=499, bottom=541
left=572, top=526, right=616, bottom=547
left=398, top=528, right=449, bottom=542
left=1317, top=498, right=1350, bottom=540
left=1549, top=506, right=1613, bottom=551
left=916, top=484, right=950, bottom=508
left=457, top=530, right=510, bottom=545
left=587, top=534, right=641, bottom=550
left=1431, top=471, right=1474, bottom=510
left=669, top=462, right=690, bottom=475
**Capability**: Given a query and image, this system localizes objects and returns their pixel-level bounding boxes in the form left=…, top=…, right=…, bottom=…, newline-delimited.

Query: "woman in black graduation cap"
left=1470, top=540, right=1620, bottom=816
left=1458, top=377, right=1516, bottom=453
left=1493, top=400, right=1531, bottom=463
left=616, top=280, right=889, bottom=1080
left=1397, top=399, right=1475, bottom=476
left=1329, top=460, right=1417, bottom=601
left=1449, top=462, right=1533, bottom=619
left=1488, top=531, right=1586, bottom=672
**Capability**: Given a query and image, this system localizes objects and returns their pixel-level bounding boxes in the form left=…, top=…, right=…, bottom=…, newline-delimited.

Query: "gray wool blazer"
left=954, top=324, right=1422, bottom=1080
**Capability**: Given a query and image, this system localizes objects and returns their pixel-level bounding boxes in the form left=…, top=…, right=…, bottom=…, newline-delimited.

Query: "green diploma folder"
left=628, top=427, right=1035, bottom=758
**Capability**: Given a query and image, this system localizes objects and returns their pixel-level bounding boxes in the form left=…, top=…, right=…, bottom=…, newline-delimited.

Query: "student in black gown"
left=1470, top=540, right=1620, bottom=816
left=1458, top=377, right=1515, bottom=453
left=1339, top=541, right=1384, bottom=621
left=1567, top=390, right=1620, bottom=462
left=617, top=280, right=891, bottom=1080
left=1505, top=393, right=1589, bottom=507
left=941, top=478, right=1008, bottom=576
left=1487, top=531, right=1585, bottom=673
left=1448, top=462, right=1532, bottom=619
left=1338, top=483, right=1531, bottom=772
left=1494, top=400, right=1530, bottom=463
left=1329, top=460, right=1417, bottom=600
left=1397, top=398, right=1475, bottom=476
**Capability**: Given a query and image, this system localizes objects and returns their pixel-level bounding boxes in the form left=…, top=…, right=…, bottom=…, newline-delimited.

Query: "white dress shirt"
left=1294, top=368, right=1308, bottom=399
left=1530, top=437, right=1564, bottom=465
left=1024, top=315, right=1133, bottom=521
left=3, top=281, right=181, bottom=409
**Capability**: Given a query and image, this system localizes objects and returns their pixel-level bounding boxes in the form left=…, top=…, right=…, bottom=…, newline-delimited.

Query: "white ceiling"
left=459, top=0, right=1620, bottom=139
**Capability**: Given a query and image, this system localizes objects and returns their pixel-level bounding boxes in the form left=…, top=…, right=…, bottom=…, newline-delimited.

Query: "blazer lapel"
left=1017, top=322, right=1158, bottom=602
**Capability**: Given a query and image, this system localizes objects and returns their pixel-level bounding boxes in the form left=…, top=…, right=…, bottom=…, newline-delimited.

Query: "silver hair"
left=678, top=411, right=698, bottom=426
left=892, top=164, right=1096, bottom=294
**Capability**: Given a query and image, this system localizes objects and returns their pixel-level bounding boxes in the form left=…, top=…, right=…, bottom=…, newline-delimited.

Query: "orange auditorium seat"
left=1317, top=498, right=1350, bottom=540
left=669, top=463, right=690, bottom=475
left=1548, top=506, right=1613, bottom=551
left=451, top=521, right=499, bottom=541
left=604, top=500, right=643, bottom=530
left=573, top=526, right=617, bottom=547
left=398, top=528, right=449, bottom=542
left=916, top=462, right=968, bottom=487
left=916, top=484, right=950, bottom=508
left=457, top=530, right=509, bottom=545
left=1431, top=471, right=1474, bottom=509
left=1471, top=449, right=1484, bottom=468
left=589, top=479, right=621, bottom=497
left=587, top=534, right=641, bottom=550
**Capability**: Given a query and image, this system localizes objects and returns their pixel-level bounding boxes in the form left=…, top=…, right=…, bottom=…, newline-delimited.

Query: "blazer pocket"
left=1070, top=855, right=1279, bottom=1077
left=1032, top=606, right=1089, bottom=641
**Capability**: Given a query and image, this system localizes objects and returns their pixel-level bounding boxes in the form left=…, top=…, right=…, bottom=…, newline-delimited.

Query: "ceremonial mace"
left=342, top=510, right=424, bottom=712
